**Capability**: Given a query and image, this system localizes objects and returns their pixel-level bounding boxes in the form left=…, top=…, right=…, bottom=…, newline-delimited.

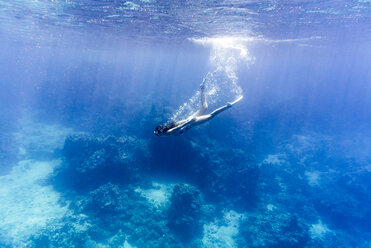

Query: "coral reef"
left=55, top=134, right=150, bottom=191
left=29, top=212, right=93, bottom=248
left=238, top=208, right=309, bottom=247
left=5, top=127, right=370, bottom=248
left=150, top=135, right=260, bottom=210
left=202, top=210, right=245, bottom=248
left=168, top=183, right=204, bottom=241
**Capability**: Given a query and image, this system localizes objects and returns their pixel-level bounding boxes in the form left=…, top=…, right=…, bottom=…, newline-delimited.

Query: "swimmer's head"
left=154, top=125, right=166, bottom=136
left=154, top=122, right=176, bottom=136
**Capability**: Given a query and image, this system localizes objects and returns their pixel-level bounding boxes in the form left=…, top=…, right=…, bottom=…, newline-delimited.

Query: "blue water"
left=1, top=1, right=371, bottom=247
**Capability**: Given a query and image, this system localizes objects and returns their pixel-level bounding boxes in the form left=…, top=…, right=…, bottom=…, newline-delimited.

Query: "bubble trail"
left=171, top=37, right=255, bottom=122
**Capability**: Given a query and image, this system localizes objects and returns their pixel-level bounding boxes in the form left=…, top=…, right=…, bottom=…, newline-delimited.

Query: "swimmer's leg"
left=208, top=104, right=231, bottom=119
left=209, top=95, right=243, bottom=119
left=195, top=82, right=208, bottom=116
left=194, top=104, right=232, bottom=125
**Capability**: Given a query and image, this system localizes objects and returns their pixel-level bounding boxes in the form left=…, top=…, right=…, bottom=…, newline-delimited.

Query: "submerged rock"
left=202, top=210, right=246, bottom=248
left=29, top=211, right=92, bottom=248
left=81, top=183, right=129, bottom=216
left=188, top=137, right=260, bottom=210
left=54, top=134, right=150, bottom=192
left=238, top=208, right=309, bottom=248
left=74, top=183, right=183, bottom=248
left=168, top=183, right=204, bottom=241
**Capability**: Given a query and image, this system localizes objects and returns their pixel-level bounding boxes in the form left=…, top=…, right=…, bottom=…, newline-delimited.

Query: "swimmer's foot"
left=200, top=82, right=206, bottom=90
left=229, top=95, right=243, bottom=106
left=227, top=96, right=243, bottom=107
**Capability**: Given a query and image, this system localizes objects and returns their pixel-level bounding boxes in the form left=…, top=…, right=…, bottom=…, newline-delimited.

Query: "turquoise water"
left=0, top=1, right=370, bottom=247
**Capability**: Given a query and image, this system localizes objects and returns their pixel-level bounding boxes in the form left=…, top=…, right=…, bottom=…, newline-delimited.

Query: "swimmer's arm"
left=167, top=118, right=195, bottom=133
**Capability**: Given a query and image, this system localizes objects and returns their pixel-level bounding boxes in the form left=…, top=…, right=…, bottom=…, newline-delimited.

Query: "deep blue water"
left=0, top=1, right=371, bottom=247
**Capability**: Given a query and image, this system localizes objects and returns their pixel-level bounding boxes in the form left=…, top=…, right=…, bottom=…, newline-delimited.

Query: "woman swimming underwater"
left=154, top=83, right=243, bottom=136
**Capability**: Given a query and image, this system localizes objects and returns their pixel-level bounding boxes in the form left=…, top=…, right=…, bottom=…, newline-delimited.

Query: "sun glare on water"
left=190, top=36, right=257, bottom=58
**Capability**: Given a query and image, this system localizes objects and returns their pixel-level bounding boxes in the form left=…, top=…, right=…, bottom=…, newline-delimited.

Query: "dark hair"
left=154, top=121, right=176, bottom=135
